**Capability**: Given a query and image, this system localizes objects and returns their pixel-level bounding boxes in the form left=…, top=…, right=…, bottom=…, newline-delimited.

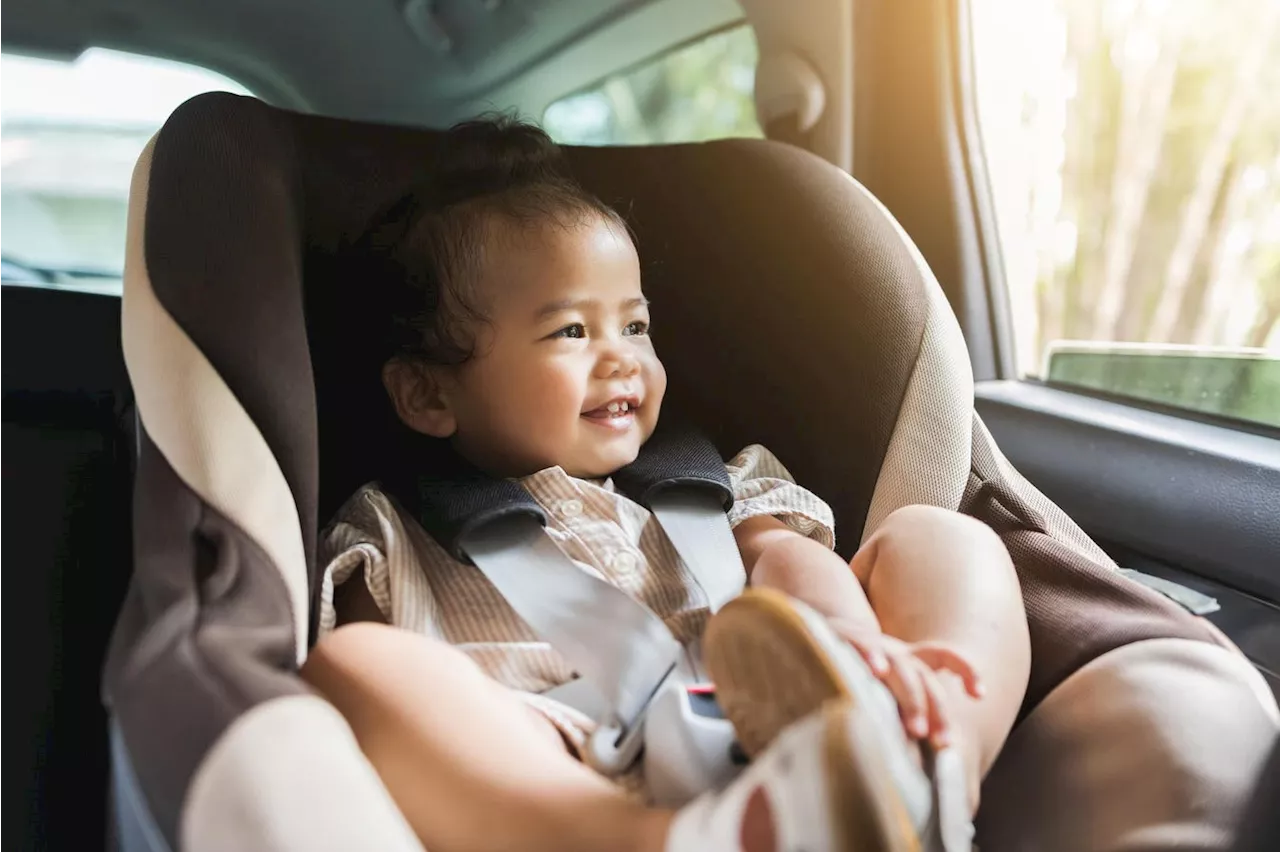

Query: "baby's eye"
left=553, top=323, right=587, bottom=339
left=623, top=320, right=650, bottom=337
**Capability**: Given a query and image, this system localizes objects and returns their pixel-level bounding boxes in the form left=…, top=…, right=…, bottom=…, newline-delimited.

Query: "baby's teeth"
left=620, top=401, right=630, bottom=412
left=607, top=402, right=620, bottom=413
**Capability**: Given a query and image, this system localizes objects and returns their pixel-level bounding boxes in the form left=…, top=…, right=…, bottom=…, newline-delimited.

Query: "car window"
left=2, top=48, right=251, bottom=296
left=542, top=25, right=762, bottom=146
left=971, top=0, right=1280, bottom=428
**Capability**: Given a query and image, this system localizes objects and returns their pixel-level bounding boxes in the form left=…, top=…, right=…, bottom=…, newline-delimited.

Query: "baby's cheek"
left=523, top=374, right=587, bottom=436
left=647, top=353, right=667, bottom=391
left=644, top=361, right=667, bottom=419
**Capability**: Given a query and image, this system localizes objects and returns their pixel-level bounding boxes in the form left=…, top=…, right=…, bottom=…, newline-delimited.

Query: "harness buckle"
left=584, top=661, right=679, bottom=776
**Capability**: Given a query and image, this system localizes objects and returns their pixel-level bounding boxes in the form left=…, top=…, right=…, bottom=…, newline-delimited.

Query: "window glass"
left=2, top=49, right=251, bottom=295
left=543, top=25, right=762, bottom=145
left=971, top=0, right=1280, bottom=428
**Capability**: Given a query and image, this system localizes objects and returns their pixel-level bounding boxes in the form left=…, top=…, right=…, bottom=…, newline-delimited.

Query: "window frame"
left=854, top=0, right=1277, bottom=427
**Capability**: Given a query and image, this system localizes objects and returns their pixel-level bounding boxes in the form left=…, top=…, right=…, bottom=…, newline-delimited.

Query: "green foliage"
left=1034, top=0, right=1280, bottom=353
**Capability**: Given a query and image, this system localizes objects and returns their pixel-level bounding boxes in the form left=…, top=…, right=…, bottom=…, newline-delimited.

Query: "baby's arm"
left=734, top=513, right=884, bottom=631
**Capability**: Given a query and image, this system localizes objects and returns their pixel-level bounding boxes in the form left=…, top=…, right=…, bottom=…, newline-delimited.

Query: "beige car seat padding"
left=122, top=137, right=311, bottom=665
left=858, top=175, right=974, bottom=542
left=182, top=694, right=423, bottom=852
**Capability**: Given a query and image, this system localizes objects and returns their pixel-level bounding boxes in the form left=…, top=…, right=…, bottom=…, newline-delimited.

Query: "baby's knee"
left=876, top=504, right=1007, bottom=559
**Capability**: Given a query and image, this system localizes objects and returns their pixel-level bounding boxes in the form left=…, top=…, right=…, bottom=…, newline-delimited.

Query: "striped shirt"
left=319, top=444, right=836, bottom=695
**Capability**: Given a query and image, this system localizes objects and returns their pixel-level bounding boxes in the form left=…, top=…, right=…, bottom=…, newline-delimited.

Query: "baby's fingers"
left=911, top=642, right=985, bottom=699
left=883, top=649, right=929, bottom=739
left=919, top=668, right=954, bottom=749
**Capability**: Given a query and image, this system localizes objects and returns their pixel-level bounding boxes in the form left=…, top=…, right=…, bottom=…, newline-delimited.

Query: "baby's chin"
left=479, top=426, right=651, bottom=480
left=562, top=441, right=644, bottom=479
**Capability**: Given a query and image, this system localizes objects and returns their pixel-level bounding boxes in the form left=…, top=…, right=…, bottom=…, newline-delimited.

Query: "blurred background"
left=972, top=0, right=1280, bottom=373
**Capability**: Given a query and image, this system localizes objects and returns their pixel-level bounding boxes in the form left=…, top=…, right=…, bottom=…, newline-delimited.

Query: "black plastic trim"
left=975, top=380, right=1280, bottom=604
left=1107, top=548, right=1279, bottom=697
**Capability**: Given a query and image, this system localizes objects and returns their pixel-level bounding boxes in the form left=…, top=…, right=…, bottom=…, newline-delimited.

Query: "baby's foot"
left=665, top=697, right=909, bottom=852
left=702, top=587, right=973, bottom=851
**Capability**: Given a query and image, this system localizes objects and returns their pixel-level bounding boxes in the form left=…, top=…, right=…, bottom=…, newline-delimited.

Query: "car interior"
left=3, top=1, right=1278, bottom=851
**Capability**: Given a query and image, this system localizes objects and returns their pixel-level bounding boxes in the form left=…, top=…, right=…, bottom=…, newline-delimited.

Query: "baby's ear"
left=382, top=358, right=457, bottom=438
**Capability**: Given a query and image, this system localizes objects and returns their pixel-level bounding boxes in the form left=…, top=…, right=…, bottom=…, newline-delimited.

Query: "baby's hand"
left=826, top=618, right=984, bottom=749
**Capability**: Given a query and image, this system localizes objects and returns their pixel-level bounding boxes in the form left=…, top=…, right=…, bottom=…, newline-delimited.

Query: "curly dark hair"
left=364, top=115, right=631, bottom=367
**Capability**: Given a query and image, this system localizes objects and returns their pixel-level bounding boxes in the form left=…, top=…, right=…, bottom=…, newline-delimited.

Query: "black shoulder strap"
left=396, top=423, right=731, bottom=562
left=610, top=422, right=733, bottom=511
left=395, top=441, right=546, bottom=563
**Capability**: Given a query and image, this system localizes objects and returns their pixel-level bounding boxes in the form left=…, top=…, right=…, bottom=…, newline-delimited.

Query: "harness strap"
left=611, top=424, right=746, bottom=612
left=650, top=490, right=746, bottom=613
left=459, top=514, right=681, bottom=773
left=409, top=427, right=748, bottom=773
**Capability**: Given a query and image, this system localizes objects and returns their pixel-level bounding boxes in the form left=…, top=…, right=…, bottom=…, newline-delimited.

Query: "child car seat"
left=106, top=92, right=1278, bottom=852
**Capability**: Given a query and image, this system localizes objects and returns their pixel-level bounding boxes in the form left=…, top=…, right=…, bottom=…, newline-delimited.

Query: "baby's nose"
left=599, top=349, right=641, bottom=378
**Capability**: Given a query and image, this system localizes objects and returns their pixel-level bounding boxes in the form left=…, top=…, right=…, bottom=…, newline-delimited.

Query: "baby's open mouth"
left=582, top=397, right=640, bottom=427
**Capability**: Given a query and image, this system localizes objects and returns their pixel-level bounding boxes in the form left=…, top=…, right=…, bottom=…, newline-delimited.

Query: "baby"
left=305, top=117, right=1031, bottom=852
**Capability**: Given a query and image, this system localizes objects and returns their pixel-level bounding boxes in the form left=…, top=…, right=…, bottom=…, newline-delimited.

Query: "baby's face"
left=432, top=214, right=665, bottom=478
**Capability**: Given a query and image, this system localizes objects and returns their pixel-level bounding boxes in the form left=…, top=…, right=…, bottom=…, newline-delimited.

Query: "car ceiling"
left=2, top=0, right=744, bottom=125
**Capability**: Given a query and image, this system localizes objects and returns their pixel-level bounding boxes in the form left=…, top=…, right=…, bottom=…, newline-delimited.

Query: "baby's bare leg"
left=302, top=623, right=671, bottom=852
left=854, top=505, right=1030, bottom=805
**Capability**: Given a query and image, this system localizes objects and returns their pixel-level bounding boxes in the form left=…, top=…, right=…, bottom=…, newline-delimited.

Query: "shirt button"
left=610, top=551, right=638, bottom=572
left=559, top=498, right=584, bottom=518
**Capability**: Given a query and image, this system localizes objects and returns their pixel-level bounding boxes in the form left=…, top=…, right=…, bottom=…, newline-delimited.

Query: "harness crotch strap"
left=414, top=427, right=747, bottom=776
